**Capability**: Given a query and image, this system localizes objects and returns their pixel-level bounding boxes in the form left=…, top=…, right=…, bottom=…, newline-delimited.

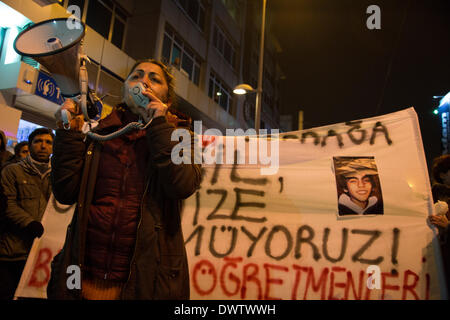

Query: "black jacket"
left=0, top=156, right=51, bottom=260
left=47, top=110, right=201, bottom=300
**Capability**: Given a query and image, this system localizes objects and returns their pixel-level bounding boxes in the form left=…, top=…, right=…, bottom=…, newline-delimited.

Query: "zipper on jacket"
left=123, top=178, right=149, bottom=289
left=104, top=162, right=130, bottom=280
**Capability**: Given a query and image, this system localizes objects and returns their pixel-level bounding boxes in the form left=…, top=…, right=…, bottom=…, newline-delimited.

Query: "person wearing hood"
left=0, top=130, right=13, bottom=167
left=0, top=127, right=53, bottom=299
left=335, top=158, right=384, bottom=216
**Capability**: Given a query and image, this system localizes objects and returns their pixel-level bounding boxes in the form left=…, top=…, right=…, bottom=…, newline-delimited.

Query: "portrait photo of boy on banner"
left=333, top=156, right=384, bottom=216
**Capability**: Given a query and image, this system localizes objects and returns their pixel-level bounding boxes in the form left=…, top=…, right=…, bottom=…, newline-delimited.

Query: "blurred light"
left=233, top=88, right=246, bottom=95
left=216, top=92, right=222, bottom=96
left=0, top=2, right=31, bottom=28
left=439, top=92, right=450, bottom=107
left=233, top=83, right=256, bottom=95
left=4, top=27, right=20, bottom=64
left=434, top=109, right=439, bottom=115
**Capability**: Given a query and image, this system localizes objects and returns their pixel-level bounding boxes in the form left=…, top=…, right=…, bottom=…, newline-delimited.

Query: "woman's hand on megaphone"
left=55, top=99, right=84, bottom=131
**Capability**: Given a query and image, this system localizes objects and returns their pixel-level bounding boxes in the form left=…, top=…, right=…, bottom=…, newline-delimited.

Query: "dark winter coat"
left=47, top=107, right=201, bottom=300
left=0, top=156, right=51, bottom=261
left=84, top=115, right=148, bottom=281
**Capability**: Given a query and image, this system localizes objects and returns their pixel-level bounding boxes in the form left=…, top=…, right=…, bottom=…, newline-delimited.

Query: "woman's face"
left=123, top=62, right=171, bottom=114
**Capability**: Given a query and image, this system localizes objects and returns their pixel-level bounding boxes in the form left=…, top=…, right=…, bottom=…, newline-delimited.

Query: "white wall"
left=0, top=103, right=22, bottom=139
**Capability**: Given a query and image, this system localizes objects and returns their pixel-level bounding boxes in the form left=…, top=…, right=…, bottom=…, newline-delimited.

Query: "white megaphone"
left=13, top=18, right=100, bottom=127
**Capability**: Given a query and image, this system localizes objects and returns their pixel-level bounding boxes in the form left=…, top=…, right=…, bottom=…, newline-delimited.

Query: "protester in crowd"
left=429, top=154, right=450, bottom=232
left=2, top=141, right=29, bottom=169
left=0, top=141, right=29, bottom=242
left=0, top=128, right=53, bottom=299
left=428, top=154, right=450, bottom=290
left=335, top=157, right=383, bottom=215
left=0, top=130, right=13, bottom=168
left=47, top=59, right=201, bottom=300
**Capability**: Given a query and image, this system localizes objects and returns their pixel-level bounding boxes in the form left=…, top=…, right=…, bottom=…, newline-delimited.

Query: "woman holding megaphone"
left=48, top=59, right=201, bottom=300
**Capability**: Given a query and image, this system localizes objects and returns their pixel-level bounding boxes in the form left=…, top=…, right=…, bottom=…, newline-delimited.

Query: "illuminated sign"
left=35, top=71, right=65, bottom=105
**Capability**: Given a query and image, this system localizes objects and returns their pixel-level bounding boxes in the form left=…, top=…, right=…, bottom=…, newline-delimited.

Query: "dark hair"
left=28, top=128, right=54, bottom=146
left=432, top=154, right=450, bottom=184
left=336, top=173, right=376, bottom=193
left=14, top=141, right=28, bottom=155
left=126, top=59, right=177, bottom=106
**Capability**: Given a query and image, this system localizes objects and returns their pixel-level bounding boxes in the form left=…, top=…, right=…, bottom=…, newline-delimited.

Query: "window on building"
left=213, top=25, right=235, bottom=68
left=67, top=0, right=86, bottom=13
left=161, top=25, right=201, bottom=86
left=111, top=6, right=127, bottom=48
left=208, top=71, right=232, bottom=114
left=97, top=67, right=124, bottom=107
left=59, top=0, right=128, bottom=50
left=174, top=0, right=206, bottom=31
left=221, top=0, right=241, bottom=24
left=86, top=0, right=112, bottom=39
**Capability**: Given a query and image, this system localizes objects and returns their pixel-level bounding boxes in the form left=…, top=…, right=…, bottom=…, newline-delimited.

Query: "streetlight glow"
left=233, top=88, right=247, bottom=95
left=232, top=0, right=267, bottom=133
left=233, top=83, right=256, bottom=95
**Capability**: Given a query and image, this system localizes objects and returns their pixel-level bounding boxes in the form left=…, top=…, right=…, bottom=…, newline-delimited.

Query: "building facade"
left=241, top=0, right=283, bottom=130
left=0, top=0, right=284, bottom=146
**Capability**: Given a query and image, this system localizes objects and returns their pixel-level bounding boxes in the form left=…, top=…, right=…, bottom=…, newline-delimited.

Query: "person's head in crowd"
left=432, top=154, right=450, bottom=186
left=28, top=128, right=54, bottom=163
left=14, top=141, right=29, bottom=160
left=0, top=129, right=5, bottom=150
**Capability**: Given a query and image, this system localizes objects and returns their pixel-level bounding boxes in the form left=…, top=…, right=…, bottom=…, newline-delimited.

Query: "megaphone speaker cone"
left=14, top=18, right=85, bottom=56
left=13, top=18, right=86, bottom=97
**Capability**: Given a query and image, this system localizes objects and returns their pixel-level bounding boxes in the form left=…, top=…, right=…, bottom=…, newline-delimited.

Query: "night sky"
left=270, top=0, right=450, bottom=170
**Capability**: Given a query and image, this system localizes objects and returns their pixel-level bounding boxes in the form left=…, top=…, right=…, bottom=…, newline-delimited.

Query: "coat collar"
left=93, top=104, right=148, bottom=141
left=338, top=193, right=378, bottom=215
left=95, top=103, right=139, bottom=131
left=95, top=103, right=193, bottom=131
left=20, top=155, right=51, bottom=179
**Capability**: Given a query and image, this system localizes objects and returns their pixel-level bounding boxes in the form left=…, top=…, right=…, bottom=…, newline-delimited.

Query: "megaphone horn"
left=14, top=18, right=86, bottom=97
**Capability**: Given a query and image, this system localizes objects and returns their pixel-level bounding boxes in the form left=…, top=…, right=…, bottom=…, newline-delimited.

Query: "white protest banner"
left=14, top=194, right=75, bottom=299
left=12, top=107, right=446, bottom=300
left=182, top=107, right=447, bottom=300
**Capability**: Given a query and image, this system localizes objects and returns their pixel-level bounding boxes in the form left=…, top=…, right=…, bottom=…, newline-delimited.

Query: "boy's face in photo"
left=344, top=172, right=373, bottom=207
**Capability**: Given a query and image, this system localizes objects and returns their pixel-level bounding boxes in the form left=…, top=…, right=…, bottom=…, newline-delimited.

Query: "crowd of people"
left=0, top=59, right=449, bottom=300
left=0, top=59, right=201, bottom=300
left=0, top=128, right=53, bottom=299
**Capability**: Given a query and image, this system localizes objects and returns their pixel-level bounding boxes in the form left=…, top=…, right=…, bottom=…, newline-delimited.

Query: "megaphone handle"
left=79, top=63, right=90, bottom=122
left=61, top=109, right=72, bottom=130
